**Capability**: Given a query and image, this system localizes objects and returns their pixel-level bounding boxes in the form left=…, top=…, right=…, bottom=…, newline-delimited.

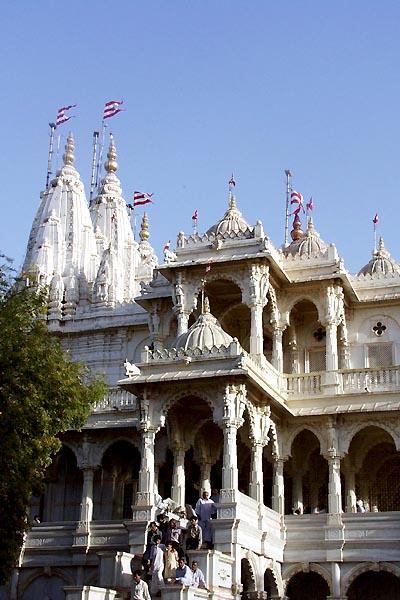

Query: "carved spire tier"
left=22, top=133, right=99, bottom=317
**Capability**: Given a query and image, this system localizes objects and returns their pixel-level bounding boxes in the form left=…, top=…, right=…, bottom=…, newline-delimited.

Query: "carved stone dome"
left=175, top=298, right=233, bottom=350
left=207, top=195, right=251, bottom=236
left=285, top=217, right=327, bottom=257
left=358, top=237, right=400, bottom=276
left=297, top=218, right=327, bottom=256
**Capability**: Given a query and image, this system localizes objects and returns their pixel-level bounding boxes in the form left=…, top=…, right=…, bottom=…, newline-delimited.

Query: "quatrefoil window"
left=372, top=321, right=387, bottom=336
left=313, top=327, right=326, bottom=342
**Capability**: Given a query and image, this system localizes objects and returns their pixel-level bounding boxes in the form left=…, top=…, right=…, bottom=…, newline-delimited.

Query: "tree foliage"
left=0, top=258, right=106, bottom=584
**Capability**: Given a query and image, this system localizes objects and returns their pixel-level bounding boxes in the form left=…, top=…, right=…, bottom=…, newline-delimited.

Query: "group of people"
left=131, top=560, right=206, bottom=600
left=133, top=490, right=218, bottom=598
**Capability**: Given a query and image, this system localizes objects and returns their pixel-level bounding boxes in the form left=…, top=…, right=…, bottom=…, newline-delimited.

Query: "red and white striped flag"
left=306, top=196, right=313, bottom=212
left=56, top=104, right=77, bottom=127
left=163, top=241, right=171, bottom=251
left=103, top=100, right=124, bottom=120
left=290, top=190, right=304, bottom=215
left=133, top=191, right=153, bottom=207
left=192, top=209, right=198, bottom=221
left=229, top=173, right=236, bottom=189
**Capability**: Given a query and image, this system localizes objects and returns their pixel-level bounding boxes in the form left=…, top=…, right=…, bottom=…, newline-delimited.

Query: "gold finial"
left=203, top=296, right=210, bottom=314
left=229, top=193, right=237, bottom=210
left=104, top=134, right=118, bottom=173
left=290, top=214, right=305, bottom=241
left=63, top=132, right=75, bottom=166
left=139, top=212, right=150, bottom=242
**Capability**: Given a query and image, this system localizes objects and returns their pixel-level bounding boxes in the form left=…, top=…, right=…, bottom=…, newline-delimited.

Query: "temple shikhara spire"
left=12, top=129, right=400, bottom=600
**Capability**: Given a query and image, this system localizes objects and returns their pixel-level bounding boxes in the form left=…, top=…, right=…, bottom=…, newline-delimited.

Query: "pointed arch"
left=343, top=562, right=400, bottom=596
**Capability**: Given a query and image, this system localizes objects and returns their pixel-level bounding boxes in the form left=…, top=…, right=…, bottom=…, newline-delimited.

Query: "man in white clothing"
left=150, top=535, right=164, bottom=594
left=131, top=570, right=151, bottom=600
left=191, top=561, right=207, bottom=589
left=195, top=490, right=215, bottom=547
left=174, top=557, right=193, bottom=585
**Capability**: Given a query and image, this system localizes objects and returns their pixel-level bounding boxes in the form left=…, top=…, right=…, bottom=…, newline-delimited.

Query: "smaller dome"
left=358, top=237, right=400, bottom=276
left=297, top=217, right=327, bottom=257
left=175, top=297, right=233, bottom=350
left=207, top=194, right=251, bottom=236
left=284, top=217, right=327, bottom=257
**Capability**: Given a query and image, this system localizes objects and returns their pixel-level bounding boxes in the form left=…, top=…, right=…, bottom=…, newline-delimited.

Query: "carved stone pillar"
left=345, top=469, right=357, bottom=513
left=249, top=443, right=264, bottom=504
left=79, top=467, right=95, bottom=525
left=218, top=384, right=245, bottom=503
left=250, top=303, right=264, bottom=357
left=176, top=311, right=190, bottom=336
left=272, top=457, right=285, bottom=515
left=171, top=447, right=186, bottom=508
left=292, top=472, right=303, bottom=513
left=221, top=421, right=241, bottom=494
left=326, top=322, right=339, bottom=371
left=137, top=428, right=156, bottom=506
left=200, top=461, right=212, bottom=495
left=327, top=452, right=342, bottom=514
left=247, top=264, right=269, bottom=359
left=74, top=438, right=98, bottom=547
left=288, top=335, right=300, bottom=374
left=271, top=327, right=284, bottom=371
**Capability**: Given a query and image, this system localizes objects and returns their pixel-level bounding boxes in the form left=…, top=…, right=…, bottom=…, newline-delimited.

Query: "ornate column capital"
left=244, top=263, right=270, bottom=308
left=218, top=383, right=246, bottom=428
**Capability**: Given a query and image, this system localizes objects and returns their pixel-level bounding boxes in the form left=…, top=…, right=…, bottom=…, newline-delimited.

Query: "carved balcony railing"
left=340, top=365, right=400, bottom=393
left=93, top=387, right=137, bottom=412
left=285, top=372, right=323, bottom=396
left=25, top=521, right=129, bottom=551
left=284, top=364, right=400, bottom=398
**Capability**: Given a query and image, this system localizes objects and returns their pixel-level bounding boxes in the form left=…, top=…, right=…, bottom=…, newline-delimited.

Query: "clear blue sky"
left=1, top=0, right=400, bottom=273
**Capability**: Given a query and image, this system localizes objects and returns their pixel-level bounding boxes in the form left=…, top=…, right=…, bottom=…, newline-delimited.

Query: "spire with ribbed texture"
left=90, top=135, right=157, bottom=302
left=22, top=133, right=99, bottom=317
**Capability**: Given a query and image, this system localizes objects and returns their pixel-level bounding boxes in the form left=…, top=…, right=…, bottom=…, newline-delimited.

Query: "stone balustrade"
left=285, top=372, right=323, bottom=396
left=25, top=521, right=128, bottom=551
left=340, top=365, right=400, bottom=393
left=284, top=364, right=400, bottom=399
left=284, top=512, right=400, bottom=563
left=93, top=387, right=137, bottom=412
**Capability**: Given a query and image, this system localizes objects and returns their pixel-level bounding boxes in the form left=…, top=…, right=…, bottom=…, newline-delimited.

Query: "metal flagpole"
left=46, top=123, right=56, bottom=189
left=89, top=131, right=99, bottom=205
left=95, top=121, right=107, bottom=191
left=133, top=207, right=137, bottom=240
left=373, top=215, right=378, bottom=251
left=284, top=169, right=293, bottom=246
left=55, top=132, right=62, bottom=170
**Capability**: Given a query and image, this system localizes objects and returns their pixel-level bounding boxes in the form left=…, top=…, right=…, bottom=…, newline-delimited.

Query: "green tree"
left=0, top=258, right=106, bottom=585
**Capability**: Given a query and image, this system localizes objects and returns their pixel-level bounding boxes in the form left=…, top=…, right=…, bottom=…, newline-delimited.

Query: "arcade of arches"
left=33, top=422, right=400, bottom=522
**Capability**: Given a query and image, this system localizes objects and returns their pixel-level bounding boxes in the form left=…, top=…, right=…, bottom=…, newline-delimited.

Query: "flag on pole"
left=56, top=104, right=77, bottom=127
left=373, top=213, right=379, bottom=226
left=133, top=191, right=154, bottom=207
left=163, top=241, right=171, bottom=251
left=229, top=173, right=236, bottom=189
left=103, top=100, right=124, bottom=120
left=192, top=209, right=198, bottom=221
left=205, top=261, right=212, bottom=274
left=290, top=190, right=304, bottom=215
left=306, top=197, right=313, bottom=212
